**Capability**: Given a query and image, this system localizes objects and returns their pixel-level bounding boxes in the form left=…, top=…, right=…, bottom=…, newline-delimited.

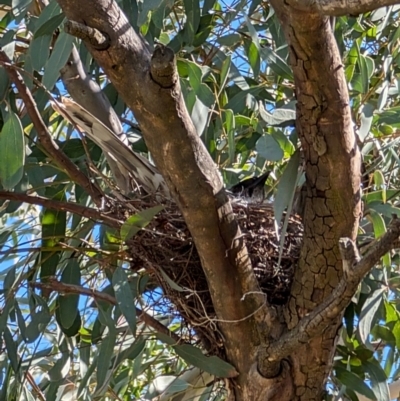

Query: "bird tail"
left=51, top=97, right=170, bottom=198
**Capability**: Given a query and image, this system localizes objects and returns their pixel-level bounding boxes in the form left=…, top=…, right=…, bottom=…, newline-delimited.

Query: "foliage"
left=0, top=0, right=400, bottom=400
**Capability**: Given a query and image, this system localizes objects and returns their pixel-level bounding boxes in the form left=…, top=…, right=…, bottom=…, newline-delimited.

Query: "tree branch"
left=64, top=20, right=110, bottom=50
left=30, top=277, right=181, bottom=342
left=263, top=217, right=400, bottom=363
left=0, top=191, right=122, bottom=228
left=288, top=0, right=400, bottom=16
left=0, top=51, right=104, bottom=206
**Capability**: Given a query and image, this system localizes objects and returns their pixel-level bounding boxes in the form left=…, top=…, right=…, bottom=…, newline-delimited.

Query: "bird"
left=229, top=171, right=271, bottom=203
left=51, top=97, right=170, bottom=198
left=52, top=97, right=270, bottom=205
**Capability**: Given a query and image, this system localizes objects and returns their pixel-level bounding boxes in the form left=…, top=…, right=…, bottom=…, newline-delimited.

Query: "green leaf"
left=95, top=307, right=117, bottom=395
left=246, top=41, right=260, bottom=79
left=373, top=170, right=386, bottom=203
left=138, top=0, right=163, bottom=27
left=376, top=107, right=400, bottom=128
left=112, top=266, right=136, bottom=335
left=260, top=46, right=293, bottom=80
left=56, top=306, right=81, bottom=337
left=357, top=54, right=370, bottom=94
left=159, top=267, right=185, bottom=292
left=274, top=151, right=301, bottom=225
left=25, top=306, right=51, bottom=343
left=191, top=95, right=211, bottom=136
left=225, top=87, right=263, bottom=113
left=384, top=300, right=399, bottom=323
left=259, top=105, right=296, bottom=127
left=48, top=340, right=71, bottom=382
left=336, top=366, right=377, bottom=400
left=40, top=193, right=66, bottom=289
left=217, top=33, right=241, bottom=47
left=113, top=336, right=146, bottom=367
left=174, top=344, right=238, bottom=378
left=185, top=60, right=202, bottom=92
left=29, top=35, right=52, bottom=71
left=120, top=205, right=164, bottom=241
left=219, top=55, right=231, bottom=89
left=4, top=266, right=16, bottom=297
left=42, top=32, right=74, bottom=90
left=196, top=83, right=214, bottom=107
left=363, top=359, right=390, bottom=401
left=224, top=109, right=235, bottom=164
left=372, top=325, right=395, bottom=345
left=359, top=103, right=374, bottom=142
left=358, top=288, right=384, bottom=345
left=156, top=331, right=176, bottom=346
left=58, top=259, right=81, bottom=330
left=245, top=16, right=260, bottom=47
left=244, top=18, right=261, bottom=80
left=34, top=13, right=65, bottom=37
left=4, top=327, right=19, bottom=372
left=100, top=225, right=122, bottom=251
left=147, top=376, right=189, bottom=399
left=256, top=134, right=283, bottom=161
left=0, top=111, right=25, bottom=190
left=15, top=302, right=26, bottom=341
left=271, top=129, right=295, bottom=157
left=183, top=0, right=200, bottom=45
left=77, top=351, right=98, bottom=398
left=0, top=298, right=13, bottom=335
left=122, top=0, right=139, bottom=28
left=366, top=210, right=390, bottom=268
left=32, top=0, right=62, bottom=34
left=0, top=67, right=10, bottom=102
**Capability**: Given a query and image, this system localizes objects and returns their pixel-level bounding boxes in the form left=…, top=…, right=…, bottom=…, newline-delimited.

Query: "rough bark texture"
left=269, top=3, right=362, bottom=399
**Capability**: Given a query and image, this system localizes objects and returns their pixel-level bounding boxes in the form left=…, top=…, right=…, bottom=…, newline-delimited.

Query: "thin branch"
left=30, top=277, right=182, bottom=343
left=264, top=217, right=400, bottom=363
left=288, top=0, right=400, bottom=16
left=0, top=51, right=104, bottom=206
left=64, top=20, right=110, bottom=50
left=0, top=191, right=122, bottom=228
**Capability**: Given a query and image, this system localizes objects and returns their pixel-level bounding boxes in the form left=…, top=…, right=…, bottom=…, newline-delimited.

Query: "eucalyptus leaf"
left=0, top=111, right=25, bottom=190
left=174, top=344, right=238, bottom=378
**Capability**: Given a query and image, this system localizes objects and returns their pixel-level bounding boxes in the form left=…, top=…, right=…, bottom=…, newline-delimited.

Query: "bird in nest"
left=228, top=172, right=271, bottom=204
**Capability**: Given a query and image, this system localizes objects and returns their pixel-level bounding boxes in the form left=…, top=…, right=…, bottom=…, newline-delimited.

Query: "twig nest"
left=126, top=199, right=303, bottom=352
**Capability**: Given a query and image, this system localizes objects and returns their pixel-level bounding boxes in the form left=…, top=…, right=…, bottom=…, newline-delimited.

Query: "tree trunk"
left=269, top=3, right=362, bottom=399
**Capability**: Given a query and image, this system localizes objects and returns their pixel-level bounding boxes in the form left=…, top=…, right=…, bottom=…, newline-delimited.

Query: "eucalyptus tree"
left=1, top=1, right=400, bottom=401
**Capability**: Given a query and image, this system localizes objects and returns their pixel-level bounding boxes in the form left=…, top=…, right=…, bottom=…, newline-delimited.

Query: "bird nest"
left=124, top=199, right=303, bottom=353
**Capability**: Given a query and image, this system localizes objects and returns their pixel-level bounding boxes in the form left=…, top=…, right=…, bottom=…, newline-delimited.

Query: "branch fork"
left=258, top=217, right=400, bottom=377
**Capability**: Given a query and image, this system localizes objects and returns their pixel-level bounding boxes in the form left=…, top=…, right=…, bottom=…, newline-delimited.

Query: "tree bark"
left=269, top=3, right=362, bottom=399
